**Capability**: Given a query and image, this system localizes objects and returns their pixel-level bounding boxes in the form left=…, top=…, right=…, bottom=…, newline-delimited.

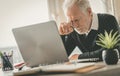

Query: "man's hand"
left=69, top=54, right=80, bottom=60
left=59, top=22, right=73, bottom=35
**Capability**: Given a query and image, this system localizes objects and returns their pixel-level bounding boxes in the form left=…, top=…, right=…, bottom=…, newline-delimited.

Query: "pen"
left=0, top=51, right=13, bottom=71
left=0, top=52, right=10, bottom=70
left=3, top=52, right=13, bottom=70
left=8, top=50, right=13, bottom=57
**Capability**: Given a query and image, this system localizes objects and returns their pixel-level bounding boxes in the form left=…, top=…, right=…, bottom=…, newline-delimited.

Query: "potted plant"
left=96, top=30, right=120, bottom=65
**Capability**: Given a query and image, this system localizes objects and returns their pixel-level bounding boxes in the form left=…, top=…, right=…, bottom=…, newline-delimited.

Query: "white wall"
left=0, top=0, right=49, bottom=48
left=89, top=0, right=107, bottom=13
left=114, top=0, right=120, bottom=24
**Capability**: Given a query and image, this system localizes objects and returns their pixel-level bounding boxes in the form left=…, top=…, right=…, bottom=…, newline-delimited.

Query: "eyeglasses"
left=70, top=17, right=81, bottom=26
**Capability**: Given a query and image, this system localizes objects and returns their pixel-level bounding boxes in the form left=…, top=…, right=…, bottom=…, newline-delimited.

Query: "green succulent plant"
left=96, top=30, right=120, bottom=49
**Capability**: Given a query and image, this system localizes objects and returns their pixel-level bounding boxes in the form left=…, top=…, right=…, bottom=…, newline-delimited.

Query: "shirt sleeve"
left=61, top=34, right=76, bottom=56
left=78, top=48, right=104, bottom=60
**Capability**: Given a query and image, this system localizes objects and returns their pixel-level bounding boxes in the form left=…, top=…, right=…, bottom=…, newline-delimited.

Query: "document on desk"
left=41, top=63, right=95, bottom=72
left=13, top=63, right=95, bottom=76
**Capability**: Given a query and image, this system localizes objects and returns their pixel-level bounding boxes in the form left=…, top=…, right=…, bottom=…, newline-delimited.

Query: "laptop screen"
left=12, top=21, right=69, bottom=67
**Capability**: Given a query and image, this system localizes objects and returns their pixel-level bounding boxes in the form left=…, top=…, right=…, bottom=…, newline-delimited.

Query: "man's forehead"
left=66, top=15, right=81, bottom=21
left=66, top=6, right=82, bottom=20
left=66, top=9, right=81, bottom=17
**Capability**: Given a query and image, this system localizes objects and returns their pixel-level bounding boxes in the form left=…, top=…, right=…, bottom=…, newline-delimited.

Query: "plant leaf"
left=96, top=30, right=120, bottom=49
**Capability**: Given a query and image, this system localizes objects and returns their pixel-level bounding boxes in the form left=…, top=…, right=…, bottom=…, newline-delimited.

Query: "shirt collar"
left=90, top=13, right=98, bottom=31
left=84, top=13, right=98, bottom=35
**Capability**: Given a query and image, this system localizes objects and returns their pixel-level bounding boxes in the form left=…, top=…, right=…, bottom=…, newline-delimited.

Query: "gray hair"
left=63, top=0, right=91, bottom=13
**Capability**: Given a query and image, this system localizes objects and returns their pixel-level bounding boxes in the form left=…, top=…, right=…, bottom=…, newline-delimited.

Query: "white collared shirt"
left=85, top=13, right=98, bottom=35
left=90, top=13, right=98, bottom=31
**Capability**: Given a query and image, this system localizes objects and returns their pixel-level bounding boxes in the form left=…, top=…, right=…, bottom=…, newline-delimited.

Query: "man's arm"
left=78, top=48, right=104, bottom=60
left=59, top=22, right=75, bottom=56
left=61, top=34, right=76, bottom=56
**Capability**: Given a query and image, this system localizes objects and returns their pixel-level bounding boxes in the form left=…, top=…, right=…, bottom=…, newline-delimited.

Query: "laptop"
left=12, top=21, right=98, bottom=75
left=12, top=20, right=69, bottom=67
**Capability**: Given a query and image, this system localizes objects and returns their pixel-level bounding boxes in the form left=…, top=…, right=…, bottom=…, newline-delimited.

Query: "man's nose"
left=71, top=22, right=79, bottom=28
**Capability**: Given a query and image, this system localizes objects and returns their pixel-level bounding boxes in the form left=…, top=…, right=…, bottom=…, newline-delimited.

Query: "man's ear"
left=87, top=7, right=92, bottom=16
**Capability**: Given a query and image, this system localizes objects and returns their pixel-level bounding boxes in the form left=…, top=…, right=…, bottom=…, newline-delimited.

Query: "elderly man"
left=59, top=0, right=120, bottom=60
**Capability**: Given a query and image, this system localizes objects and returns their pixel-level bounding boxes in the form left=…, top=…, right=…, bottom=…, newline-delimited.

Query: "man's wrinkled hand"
left=59, top=22, right=73, bottom=35
left=69, top=54, right=80, bottom=60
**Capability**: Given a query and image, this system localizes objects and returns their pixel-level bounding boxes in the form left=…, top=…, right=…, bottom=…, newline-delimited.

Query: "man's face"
left=66, top=4, right=92, bottom=34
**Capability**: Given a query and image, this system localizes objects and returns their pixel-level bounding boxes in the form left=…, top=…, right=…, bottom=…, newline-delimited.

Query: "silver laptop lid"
left=12, top=21, right=69, bottom=67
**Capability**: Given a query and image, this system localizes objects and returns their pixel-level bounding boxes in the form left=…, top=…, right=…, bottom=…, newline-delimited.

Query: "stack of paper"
left=41, top=63, right=95, bottom=72
left=13, top=63, right=95, bottom=76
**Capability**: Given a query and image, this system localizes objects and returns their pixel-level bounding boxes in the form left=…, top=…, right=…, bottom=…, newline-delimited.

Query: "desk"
left=1, top=61, right=120, bottom=76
